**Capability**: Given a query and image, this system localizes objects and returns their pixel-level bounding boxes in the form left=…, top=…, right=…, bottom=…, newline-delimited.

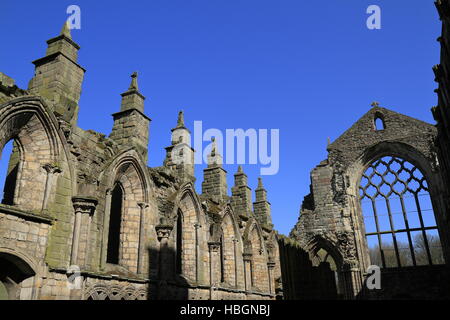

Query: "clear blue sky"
left=0, top=0, right=441, bottom=235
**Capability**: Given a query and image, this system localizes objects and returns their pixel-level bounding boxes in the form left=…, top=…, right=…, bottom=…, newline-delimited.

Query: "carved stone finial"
left=176, top=110, right=185, bottom=128
left=371, top=101, right=380, bottom=108
left=257, top=177, right=264, bottom=189
left=129, top=71, right=139, bottom=91
left=61, top=21, right=72, bottom=39
left=210, top=137, right=216, bottom=156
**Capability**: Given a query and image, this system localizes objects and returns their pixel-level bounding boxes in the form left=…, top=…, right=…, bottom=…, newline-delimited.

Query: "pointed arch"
left=219, top=205, right=245, bottom=288
left=304, top=235, right=344, bottom=269
left=100, top=148, right=153, bottom=203
left=171, top=183, right=207, bottom=283
left=171, top=183, right=205, bottom=225
left=99, top=149, right=155, bottom=272
left=345, top=141, right=449, bottom=271
left=243, top=219, right=270, bottom=292
left=0, top=96, right=74, bottom=212
left=303, top=235, right=343, bottom=299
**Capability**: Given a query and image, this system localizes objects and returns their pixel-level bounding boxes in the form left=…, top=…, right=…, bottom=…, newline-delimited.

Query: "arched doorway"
left=311, top=248, right=340, bottom=299
left=305, top=236, right=346, bottom=300
left=0, top=252, right=36, bottom=300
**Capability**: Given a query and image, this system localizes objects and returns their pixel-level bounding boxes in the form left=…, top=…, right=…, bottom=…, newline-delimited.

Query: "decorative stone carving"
left=208, top=242, right=221, bottom=252
left=155, top=217, right=173, bottom=241
left=331, top=167, right=347, bottom=206
left=43, top=163, right=62, bottom=175
left=72, top=197, right=98, bottom=215
left=58, top=119, right=72, bottom=141
left=335, top=231, right=357, bottom=262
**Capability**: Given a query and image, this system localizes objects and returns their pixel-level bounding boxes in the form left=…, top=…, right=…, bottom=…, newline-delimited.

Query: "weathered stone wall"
left=289, top=106, right=450, bottom=299
left=0, top=210, right=50, bottom=264
left=0, top=25, right=280, bottom=301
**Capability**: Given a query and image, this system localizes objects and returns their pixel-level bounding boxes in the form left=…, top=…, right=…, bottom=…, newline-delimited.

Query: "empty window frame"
left=359, top=156, right=444, bottom=268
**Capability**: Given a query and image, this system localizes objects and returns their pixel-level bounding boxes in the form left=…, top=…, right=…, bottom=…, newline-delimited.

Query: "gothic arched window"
left=106, top=183, right=124, bottom=264
left=0, top=139, right=20, bottom=205
left=359, top=156, right=444, bottom=268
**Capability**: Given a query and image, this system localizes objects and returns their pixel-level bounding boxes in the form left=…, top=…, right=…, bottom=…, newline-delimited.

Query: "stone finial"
left=210, top=137, right=216, bottom=156
left=129, top=72, right=139, bottom=91
left=257, top=177, right=264, bottom=189
left=206, top=136, right=224, bottom=167
left=233, top=164, right=248, bottom=186
left=177, top=110, right=185, bottom=128
left=202, top=136, right=227, bottom=200
left=61, top=21, right=72, bottom=39
left=253, top=177, right=271, bottom=226
left=371, top=101, right=380, bottom=108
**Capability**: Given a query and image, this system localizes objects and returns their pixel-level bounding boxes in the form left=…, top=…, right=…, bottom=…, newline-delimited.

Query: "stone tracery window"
left=359, top=156, right=444, bottom=268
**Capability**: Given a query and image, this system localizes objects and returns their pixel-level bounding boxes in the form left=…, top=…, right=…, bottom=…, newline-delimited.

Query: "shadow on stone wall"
left=278, top=238, right=339, bottom=300
left=358, top=265, right=450, bottom=300
left=147, top=247, right=189, bottom=300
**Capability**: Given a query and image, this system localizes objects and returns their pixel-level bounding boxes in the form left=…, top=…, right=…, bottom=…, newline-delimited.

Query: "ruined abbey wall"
left=0, top=24, right=281, bottom=300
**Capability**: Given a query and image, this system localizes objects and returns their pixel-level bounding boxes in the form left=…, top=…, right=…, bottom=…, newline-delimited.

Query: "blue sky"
left=0, top=0, right=441, bottom=235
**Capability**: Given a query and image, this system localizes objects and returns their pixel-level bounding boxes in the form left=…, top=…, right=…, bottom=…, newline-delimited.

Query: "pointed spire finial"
left=371, top=101, right=380, bottom=108
left=177, top=110, right=185, bottom=128
left=61, top=21, right=72, bottom=39
left=206, top=137, right=223, bottom=167
left=210, top=137, right=216, bottom=156
left=257, top=177, right=264, bottom=189
left=327, top=137, right=331, bottom=146
left=237, top=165, right=243, bottom=173
left=129, top=71, right=139, bottom=91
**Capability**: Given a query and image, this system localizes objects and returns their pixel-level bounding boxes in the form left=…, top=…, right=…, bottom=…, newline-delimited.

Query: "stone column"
left=156, top=222, right=174, bottom=281
left=137, top=202, right=149, bottom=275
left=156, top=221, right=174, bottom=300
left=243, top=252, right=253, bottom=293
left=42, top=163, right=62, bottom=211
left=99, top=189, right=112, bottom=270
left=208, top=242, right=221, bottom=300
left=340, top=264, right=363, bottom=300
left=71, top=197, right=97, bottom=268
left=194, top=223, right=201, bottom=283
left=267, top=260, right=276, bottom=296
left=232, top=238, right=239, bottom=288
